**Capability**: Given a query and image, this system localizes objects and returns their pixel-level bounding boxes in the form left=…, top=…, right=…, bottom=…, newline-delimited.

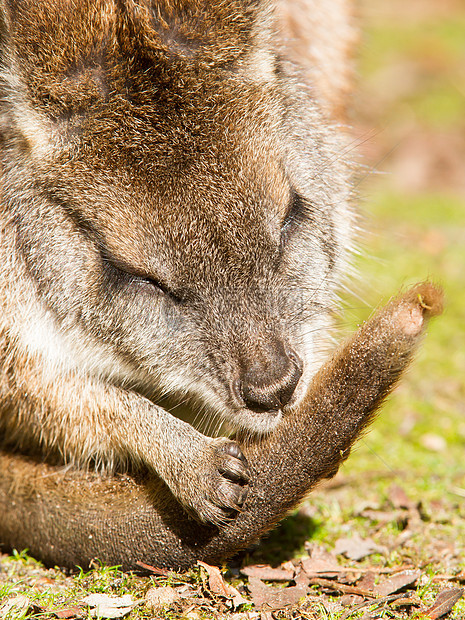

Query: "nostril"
left=239, top=348, right=303, bottom=412
left=230, top=378, right=244, bottom=407
left=279, top=362, right=303, bottom=407
left=240, top=381, right=281, bottom=412
left=285, top=345, right=304, bottom=373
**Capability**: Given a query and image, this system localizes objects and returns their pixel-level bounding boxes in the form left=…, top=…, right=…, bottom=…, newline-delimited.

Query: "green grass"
left=340, top=1, right=465, bottom=506
left=341, top=186, right=465, bottom=483
left=302, top=5, right=465, bottom=616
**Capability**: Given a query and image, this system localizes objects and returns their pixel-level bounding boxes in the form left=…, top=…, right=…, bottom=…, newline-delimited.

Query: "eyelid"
left=100, top=249, right=148, bottom=281
left=101, top=249, right=182, bottom=302
left=280, top=189, right=308, bottom=245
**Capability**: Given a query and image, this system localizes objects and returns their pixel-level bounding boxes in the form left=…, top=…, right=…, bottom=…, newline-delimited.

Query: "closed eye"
left=280, top=189, right=308, bottom=247
left=52, top=197, right=186, bottom=303
left=101, top=251, right=184, bottom=303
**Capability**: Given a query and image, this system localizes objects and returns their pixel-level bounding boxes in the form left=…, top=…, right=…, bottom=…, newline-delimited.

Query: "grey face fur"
left=0, top=0, right=352, bottom=524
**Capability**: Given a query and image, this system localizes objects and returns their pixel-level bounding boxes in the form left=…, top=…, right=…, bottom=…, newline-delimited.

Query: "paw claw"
left=220, top=441, right=247, bottom=461
left=170, top=437, right=250, bottom=526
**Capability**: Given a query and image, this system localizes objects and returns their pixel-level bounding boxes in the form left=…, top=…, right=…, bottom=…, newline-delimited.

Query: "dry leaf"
left=241, top=564, right=294, bottom=582
left=53, top=607, right=84, bottom=619
left=294, top=568, right=310, bottom=588
left=307, top=544, right=339, bottom=563
left=301, top=557, right=342, bottom=578
left=391, top=596, right=421, bottom=607
left=34, top=577, right=55, bottom=586
left=135, top=561, right=171, bottom=576
left=247, top=576, right=306, bottom=610
left=357, top=571, right=376, bottom=591
left=0, top=596, right=33, bottom=617
left=334, top=534, right=384, bottom=561
left=388, top=484, right=413, bottom=509
left=226, top=585, right=249, bottom=610
left=423, top=588, right=464, bottom=619
left=198, top=561, right=248, bottom=608
left=305, top=544, right=343, bottom=577
left=198, top=561, right=230, bottom=596
left=301, top=545, right=341, bottom=578
left=145, top=586, right=180, bottom=610
left=340, top=594, right=364, bottom=606
left=82, top=594, right=135, bottom=618
left=373, top=569, right=421, bottom=597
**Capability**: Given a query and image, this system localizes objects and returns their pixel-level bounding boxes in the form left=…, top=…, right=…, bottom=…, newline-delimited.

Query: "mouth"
left=226, top=405, right=284, bottom=436
left=143, top=368, right=298, bottom=437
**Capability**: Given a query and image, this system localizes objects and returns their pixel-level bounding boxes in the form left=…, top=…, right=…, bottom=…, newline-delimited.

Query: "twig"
left=305, top=565, right=415, bottom=575
left=307, top=577, right=376, bottom=598
left=432, top=574, right=465, bottom=583
left=135, top=560, right=171, bottom=576
left=339, top=593, right=415, bottom=620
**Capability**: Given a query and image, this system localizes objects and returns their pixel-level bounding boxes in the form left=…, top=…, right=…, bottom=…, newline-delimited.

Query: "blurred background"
left=336, top=0, right=465, bottom=507
left=258, top=3, right=465, bottom=582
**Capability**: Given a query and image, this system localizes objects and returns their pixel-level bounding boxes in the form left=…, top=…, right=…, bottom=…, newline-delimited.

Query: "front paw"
left=175, top=438, right=251, bottom=526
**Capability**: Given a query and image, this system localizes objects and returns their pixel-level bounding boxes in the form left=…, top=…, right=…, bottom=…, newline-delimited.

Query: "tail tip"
left=406, top=282, right=444, bottom=319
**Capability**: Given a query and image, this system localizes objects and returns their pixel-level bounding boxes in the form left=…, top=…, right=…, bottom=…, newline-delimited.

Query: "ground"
left=1, top=0, right=464, bottom=618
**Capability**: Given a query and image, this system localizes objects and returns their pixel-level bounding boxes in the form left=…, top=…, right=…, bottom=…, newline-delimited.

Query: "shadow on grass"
left=233, top=511, right=320, bottom=566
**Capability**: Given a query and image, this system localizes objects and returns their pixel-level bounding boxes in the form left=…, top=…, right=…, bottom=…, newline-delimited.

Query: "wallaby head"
left=0, top=0, right=352, bottom=437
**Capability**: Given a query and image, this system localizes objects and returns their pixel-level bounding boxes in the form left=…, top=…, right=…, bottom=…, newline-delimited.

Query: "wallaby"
left=0, top=0, right=441, bottom=570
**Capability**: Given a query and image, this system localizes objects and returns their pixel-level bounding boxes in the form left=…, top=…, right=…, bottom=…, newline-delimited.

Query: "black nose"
left=239, top=345, right=303, bottom=412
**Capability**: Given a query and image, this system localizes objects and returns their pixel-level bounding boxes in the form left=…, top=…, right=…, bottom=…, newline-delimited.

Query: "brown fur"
left=0, top=0, right=356, bottom=528
left=0, top=284, right=443, bottom=570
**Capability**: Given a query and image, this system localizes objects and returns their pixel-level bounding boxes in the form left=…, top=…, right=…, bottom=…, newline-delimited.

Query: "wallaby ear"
left=120, top=0, right=270, bottom=65
left=0, top=0, right=114, bottom=125
left=0, top=0, right=271, bottom=124
left=275, top=0, right=356, bottom=119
